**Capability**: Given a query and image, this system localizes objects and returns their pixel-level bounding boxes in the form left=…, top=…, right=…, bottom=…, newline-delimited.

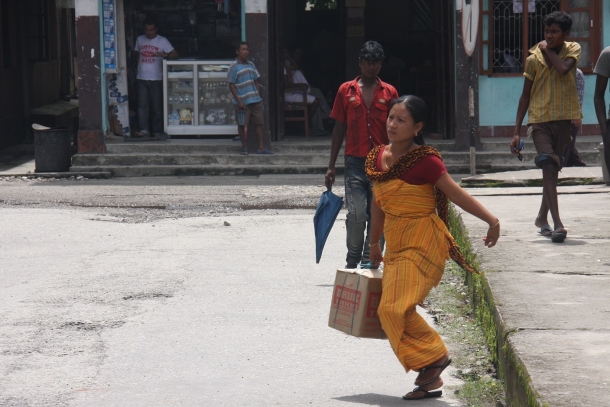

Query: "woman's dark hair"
left=389, top=95, right=428, bottom=145
left=358, top=41, right=385, bottom=62
left=543, top=11, right=572, bottom=33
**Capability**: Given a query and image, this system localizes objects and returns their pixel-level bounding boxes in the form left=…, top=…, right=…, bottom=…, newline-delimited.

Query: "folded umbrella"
left=313, top=186, right=344, bottom=263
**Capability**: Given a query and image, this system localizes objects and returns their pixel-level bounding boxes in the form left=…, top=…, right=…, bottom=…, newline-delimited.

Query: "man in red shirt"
left=325, top=41, right=399, bottom=269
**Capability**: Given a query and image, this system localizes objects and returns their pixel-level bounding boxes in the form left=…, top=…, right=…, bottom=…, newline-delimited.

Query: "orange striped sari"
left=374, top=179, right=453, bottom=372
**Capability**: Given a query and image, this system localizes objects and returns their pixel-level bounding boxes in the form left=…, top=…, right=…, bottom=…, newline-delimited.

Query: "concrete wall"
left=479, top=2, right=610, bottom=131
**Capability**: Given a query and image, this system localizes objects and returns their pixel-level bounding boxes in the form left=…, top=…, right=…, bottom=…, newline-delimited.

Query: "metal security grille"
left=492, top=0, right=559, bottom=74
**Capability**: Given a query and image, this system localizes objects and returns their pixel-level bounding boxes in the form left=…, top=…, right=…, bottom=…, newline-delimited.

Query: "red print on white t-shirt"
left=140, top=45, right=159, bottom=63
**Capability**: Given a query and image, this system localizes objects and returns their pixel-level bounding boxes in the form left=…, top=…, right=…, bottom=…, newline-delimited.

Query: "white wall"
left=245, top=0, right=267, bottom=13
left=75, top=0, right=98, bottom=18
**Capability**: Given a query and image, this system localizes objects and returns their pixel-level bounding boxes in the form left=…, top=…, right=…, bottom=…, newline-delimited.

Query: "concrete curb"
left=451, top=211, right=546, bottom=407
left=465, top=271, right=547, bottom=407
left=0, top=171, right=112, bottom=179
left=461, top=176, right=605, bottom=188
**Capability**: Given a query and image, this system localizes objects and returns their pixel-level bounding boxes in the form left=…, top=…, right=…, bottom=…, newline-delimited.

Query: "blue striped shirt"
left=227, top=59, right=262, bottom=105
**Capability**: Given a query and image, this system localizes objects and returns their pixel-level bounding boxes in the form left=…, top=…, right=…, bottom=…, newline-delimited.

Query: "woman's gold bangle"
left=370, top=242, right=380, bottom=247
left=489, top=221, right=500, bottom=229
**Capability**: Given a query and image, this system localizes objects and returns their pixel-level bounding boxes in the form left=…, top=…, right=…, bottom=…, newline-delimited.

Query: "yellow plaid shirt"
left=524, top=41, right=582, bottom=124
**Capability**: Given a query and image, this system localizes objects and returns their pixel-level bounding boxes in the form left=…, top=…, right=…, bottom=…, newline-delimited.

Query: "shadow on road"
left=333, top=392, right=454, bottom=406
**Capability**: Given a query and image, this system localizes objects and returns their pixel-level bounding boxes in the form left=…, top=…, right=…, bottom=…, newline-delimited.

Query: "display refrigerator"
left=163, top=60, right=238, bottom=136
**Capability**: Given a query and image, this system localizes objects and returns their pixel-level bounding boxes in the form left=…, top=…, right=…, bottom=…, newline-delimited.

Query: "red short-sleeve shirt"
left=376, top=146, right=447, bottom=185
left=330, top=77, right=399, bottom=158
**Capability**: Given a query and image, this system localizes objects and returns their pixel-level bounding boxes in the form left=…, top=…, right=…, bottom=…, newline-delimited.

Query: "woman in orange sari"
left=365, top=95, right=500, bottom=400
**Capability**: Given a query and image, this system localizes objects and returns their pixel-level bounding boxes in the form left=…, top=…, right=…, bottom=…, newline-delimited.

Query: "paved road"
left=0, top=176, right=463, bottom=406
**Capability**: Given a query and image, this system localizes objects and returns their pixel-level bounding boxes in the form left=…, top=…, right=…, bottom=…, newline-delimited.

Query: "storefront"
left=99, top=0, right=244, bottom=139
left=75, top=0, right=481, bottom=154
left=65, top=0, right=610, bottom=157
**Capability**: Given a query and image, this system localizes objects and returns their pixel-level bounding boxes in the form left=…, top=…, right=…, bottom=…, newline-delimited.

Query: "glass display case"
left=163, top=60, right=238, bottom=136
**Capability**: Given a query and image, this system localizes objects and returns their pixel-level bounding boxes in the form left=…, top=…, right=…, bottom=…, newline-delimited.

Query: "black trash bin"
left=33, top=127, right=73, bottom=172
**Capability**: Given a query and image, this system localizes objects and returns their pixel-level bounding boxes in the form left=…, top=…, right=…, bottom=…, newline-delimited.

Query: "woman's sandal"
left=414, top=357, right=452, bottom=386
left=402, top=387, right=442, bottom=400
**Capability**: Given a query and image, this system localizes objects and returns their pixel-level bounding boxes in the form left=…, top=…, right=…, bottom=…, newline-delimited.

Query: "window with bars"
left=480, top=0, right=601, bottom=75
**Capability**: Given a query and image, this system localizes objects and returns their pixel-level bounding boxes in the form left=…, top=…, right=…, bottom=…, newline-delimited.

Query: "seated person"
left=283, top=47, right=330, bottom=135
left=284, top=67, right=319, bottom=109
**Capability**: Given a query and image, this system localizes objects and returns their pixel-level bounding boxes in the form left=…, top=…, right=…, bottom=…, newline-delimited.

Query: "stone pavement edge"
left=458, top=172, right=610, bottom=407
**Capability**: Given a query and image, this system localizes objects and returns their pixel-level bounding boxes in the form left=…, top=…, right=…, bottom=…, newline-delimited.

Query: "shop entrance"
left=365, top=0, right=455, bottom=138
left=272, top=0, right=345, bottom=139
left=117, top=0, right=243, bottom=138
left=273, top=0, right=455, bottom=139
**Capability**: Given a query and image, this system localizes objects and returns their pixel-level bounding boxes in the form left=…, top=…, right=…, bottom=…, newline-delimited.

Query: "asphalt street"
left=0, top=176, right=463, bottom=407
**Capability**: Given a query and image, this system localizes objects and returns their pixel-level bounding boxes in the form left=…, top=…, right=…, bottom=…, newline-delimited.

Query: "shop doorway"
left=274, top=0, right=345, bottom=139
left=120, top=0, right=243, bottom=138
left=273, top=0, right=455, bottom=139
left=365, top=0, right=455, bottom=138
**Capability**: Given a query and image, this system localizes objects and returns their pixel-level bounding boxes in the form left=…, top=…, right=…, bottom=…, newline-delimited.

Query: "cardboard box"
left=328, top=268, right=386, bottom=339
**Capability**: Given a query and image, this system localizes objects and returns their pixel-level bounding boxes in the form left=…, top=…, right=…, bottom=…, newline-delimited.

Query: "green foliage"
left=458, top=375, right=505, bottom=407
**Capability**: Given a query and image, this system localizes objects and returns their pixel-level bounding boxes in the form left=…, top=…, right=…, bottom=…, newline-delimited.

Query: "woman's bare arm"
left=434, top=173, right=500, bottom=247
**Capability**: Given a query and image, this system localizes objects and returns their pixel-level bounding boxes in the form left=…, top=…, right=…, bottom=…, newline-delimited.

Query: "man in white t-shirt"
left=134, top=17, right=178, bottom=139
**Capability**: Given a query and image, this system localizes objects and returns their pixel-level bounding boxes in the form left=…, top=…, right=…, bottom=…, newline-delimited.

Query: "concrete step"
left=104, top=137, right=604, bottom=155
left=3, top=171, right=112, bottom=179
left=479, top=136, right=603, bottom=151
left=70, top=164, right=334, bottom=177
left=72, top=148, right=601, bottom=166
left=70, top=136, right=603, bottom=177
left=448, top=150, right=602, bottom=165
left=105, top=142, right=343, bottom=155
left=69, top=162, right=543, bottom=177
left=72, top=153, right=347, bottom=167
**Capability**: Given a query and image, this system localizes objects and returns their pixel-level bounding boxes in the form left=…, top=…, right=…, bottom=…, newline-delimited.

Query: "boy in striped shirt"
left=228, top=42, right=272, bottom=155
left=511, top=11, right=581, bottom=243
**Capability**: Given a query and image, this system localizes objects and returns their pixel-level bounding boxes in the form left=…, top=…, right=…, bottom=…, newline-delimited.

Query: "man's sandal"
left=402, top=387, right=442, bottom=400
left=414, top=357, right=452, bottom=386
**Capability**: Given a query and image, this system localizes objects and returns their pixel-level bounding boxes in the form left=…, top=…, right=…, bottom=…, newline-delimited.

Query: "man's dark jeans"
left=344, top=155, right=382, bottom=266
left=137, top=79, right=163, bottom=134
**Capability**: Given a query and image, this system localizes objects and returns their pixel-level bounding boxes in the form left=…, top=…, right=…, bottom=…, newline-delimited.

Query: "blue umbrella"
left=314, top=186, right=344, bottom=263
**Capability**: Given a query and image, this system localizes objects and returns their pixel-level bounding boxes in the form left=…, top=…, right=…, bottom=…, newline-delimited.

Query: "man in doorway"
left=325, top=41, right=399, bottom=269
left=593, top=44, right=610, bottom=182
left=134, top=17, right=178, bottom=140
left=510, top=11, right=581, bottom=243
left=228, top=41, right=272, bottom=155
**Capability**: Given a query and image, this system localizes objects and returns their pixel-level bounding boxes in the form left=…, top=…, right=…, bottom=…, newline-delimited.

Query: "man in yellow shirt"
left=511, top=11, right=582, bottom=243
